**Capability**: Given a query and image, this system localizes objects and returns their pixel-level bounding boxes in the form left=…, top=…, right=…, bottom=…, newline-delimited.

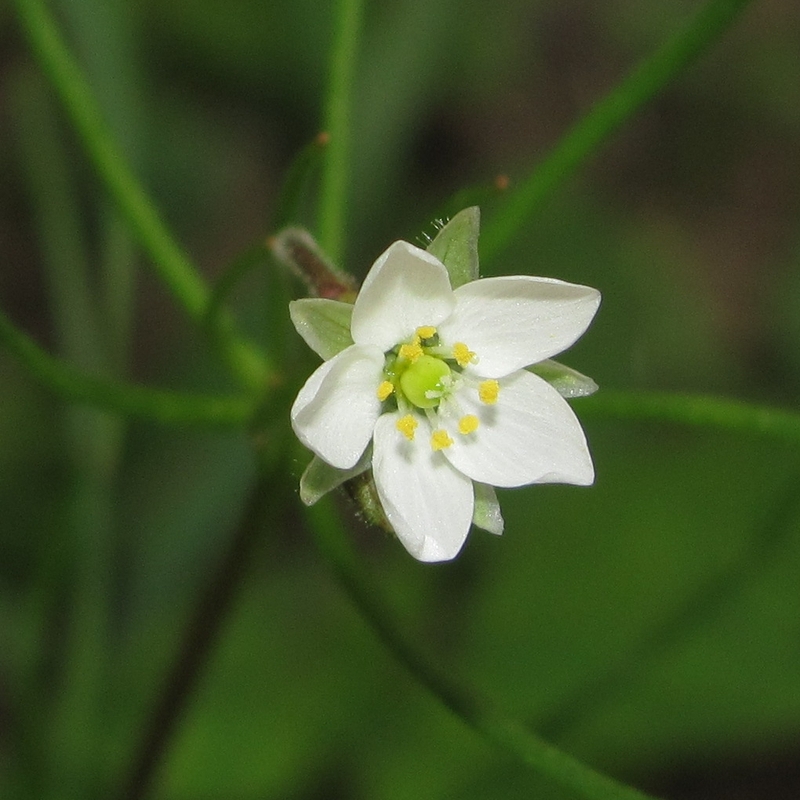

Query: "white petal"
left=350, top=241, right=456, bottom=351
left=439, top=370, right=594, bottom=488
left=372, top=412, right=474, bottom=562
left=438, top=276, right=600, bottom=378
left=291, top=345, right=384, bottom=469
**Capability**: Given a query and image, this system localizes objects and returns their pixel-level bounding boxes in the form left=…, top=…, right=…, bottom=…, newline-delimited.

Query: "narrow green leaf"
left=0, top=307, right=254, bottom=426
left=12, top=0, right=271, bottom=390
left=582, top=389, right=800, bottom=444
left=480, top=0, right=755, bottom=265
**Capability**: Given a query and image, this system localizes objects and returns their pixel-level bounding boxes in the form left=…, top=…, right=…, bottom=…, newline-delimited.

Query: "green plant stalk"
left=59, top=0, right=141, bottom=373
left=580, top=389, right=800, bottom=444
left=307, top=502, right=659, bottom=800
left=0, top=308, right=254, bottom=426
left=12, top=64, right=120, bottom=793
left=11, top=0, right=272, bottom=391
left=479, top=0, right=755, bottom=264
left=318, top=0, right=364, bottom=266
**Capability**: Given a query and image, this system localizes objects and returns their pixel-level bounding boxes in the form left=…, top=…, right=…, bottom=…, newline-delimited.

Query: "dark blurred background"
left=2, top=1, right=800, bottom=798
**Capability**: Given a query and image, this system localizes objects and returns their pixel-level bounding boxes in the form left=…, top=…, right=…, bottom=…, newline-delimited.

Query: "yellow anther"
left=430, top=429, right=454, bottom=451
left=416, top=325, right=437, bottom=340
left=458, top=414, right=479, bottom=435
left=478, top=379, right=500, bottom=405
left=452, top=342, right=476, bottom=367
left=377, top=381, right=394, bottom=401
left=398, top=339, right=424, bottom=362
left=396, top=414, right=418, bottom=440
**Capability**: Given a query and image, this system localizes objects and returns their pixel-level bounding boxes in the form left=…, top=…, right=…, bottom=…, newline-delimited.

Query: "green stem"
left=307, top=503, right=659, bottom=800
left=11, top=0, right=271, bottom=390
left=479, top=0, right=755, bottom=264
left=580, top=389, right=800, bottom=445
left=0, top=308, right=254, bottom=426
left=318, top=0, right=364, bottom=266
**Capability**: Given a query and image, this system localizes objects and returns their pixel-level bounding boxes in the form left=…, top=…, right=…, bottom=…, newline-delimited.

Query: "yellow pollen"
left=458, top=414, right=479, bottom=435
left=398, top=339, right=424, bottom=362
left=452, top=342, right=476, bottom=367
left=416, top=325, right=437, bottom=340
left=377, top=381, right=394, bottom=401
left=430, top=429, right=454, bottom=451
left=479, top=379, right=500, bottom=405
left=396, top=414, right=418, bottom=440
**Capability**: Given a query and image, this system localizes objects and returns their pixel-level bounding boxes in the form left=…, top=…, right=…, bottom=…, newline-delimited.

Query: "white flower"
left=290, top=240, right=600, bottom=562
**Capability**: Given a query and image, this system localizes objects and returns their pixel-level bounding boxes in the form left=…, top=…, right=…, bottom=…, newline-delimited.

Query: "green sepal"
left=426, top=206, right=481, bottom=288
left=345, top=468, right=394, bottom=534
left=299, top=448, right=371, bottom=506
left=472, top=482, right=504, bottom=535
left=289, top=298, right=354, bottom=360
left=528, top=359, right=598, bottom=399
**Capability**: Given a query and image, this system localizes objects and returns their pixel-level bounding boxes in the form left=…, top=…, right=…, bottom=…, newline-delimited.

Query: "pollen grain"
left=478, top=379, right=499, bottom=405
left=396, top=414, right=418, bottom=440
left=458, top=414, right=479, bottom=435
left=377, top=381, right=394, bottom=401
left=452, top=342, right=476, bottom=367
left=398, top=339, right=423, bottom=362
left=430, top=429, right=454, bottom=451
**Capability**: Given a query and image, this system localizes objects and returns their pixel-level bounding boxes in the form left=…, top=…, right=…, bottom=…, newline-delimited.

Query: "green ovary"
left=400, top=355, right=451, bottom=408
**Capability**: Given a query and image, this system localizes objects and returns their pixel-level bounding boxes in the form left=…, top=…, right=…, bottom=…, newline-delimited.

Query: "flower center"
left=400, top=355, right=451, bottom=409
left=375, top=327, right=494, bottom=449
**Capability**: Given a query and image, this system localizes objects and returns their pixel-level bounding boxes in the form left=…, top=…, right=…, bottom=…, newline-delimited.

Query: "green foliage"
left=8, top=0, right=800, bottom=798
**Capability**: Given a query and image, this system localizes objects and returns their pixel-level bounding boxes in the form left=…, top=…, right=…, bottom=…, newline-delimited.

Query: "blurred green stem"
left=307, top=503, right=659, bottom=800
left=11, top=0, right=272, bottom=391
left=580, top=389, right=800, bottom=444
left=0, top=307, right=255, bottom=425
left=12, top=66, right=119, bottom=794
left=318, top=0, right=364, bottom=266
left=480, top=0, right=755, bottom=264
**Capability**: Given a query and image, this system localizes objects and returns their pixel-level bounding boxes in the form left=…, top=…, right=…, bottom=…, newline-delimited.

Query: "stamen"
left=416, top=325, right=437, bottom=340
left=479, top=379, right=500, bottom=405
left=398, top=338, right=423, bottom=362
left=396, top=414, right=418, bottom=440
left=452, top=342, right=477, bottom=367
left=458, top=414, right=479, bottom=435
left=430, top=429, right=454, bottom=451
left=377, top=381, right=394, bottom=401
